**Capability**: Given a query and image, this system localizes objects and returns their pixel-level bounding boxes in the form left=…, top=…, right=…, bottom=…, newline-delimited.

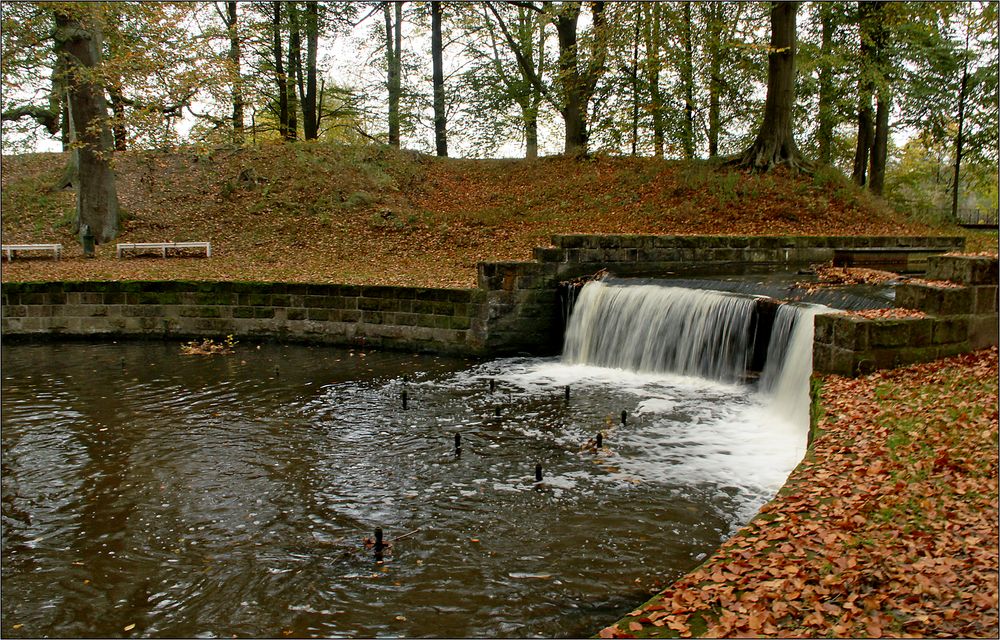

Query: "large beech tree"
left=735, top=0, right=809, bottom=171
left=54, top=5, right=119, bottom=251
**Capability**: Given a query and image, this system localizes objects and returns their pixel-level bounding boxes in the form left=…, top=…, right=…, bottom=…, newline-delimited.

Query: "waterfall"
left=562, top=281, right=758, bottom=383
left=758, top=303, right=827, bottom=428
left=562, top=280, right=827, bottom=430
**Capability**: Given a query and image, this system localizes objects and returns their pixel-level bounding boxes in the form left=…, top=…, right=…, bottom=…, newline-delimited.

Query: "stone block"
left=937, top=340, right=972, bottom=358
left=341, top=310, right=362, bottom=323
left=553, top=234, right=588, bottom=249
left=180, top=306, right=223, bottom=318
left=831, top=315, right=869, bottom=351
left=75, top=292, right=104, bottom=305
left=969, top=315, right=999, bottom=349
left=651, top=235, right=682, bottom=249
left=533, top=247, right=565, bottom=262
left=908, top=318, right=933, bottom=347
left=812, top=342, right=833, bottom=373
left=868, top=320, right=911, bottom=348
left=974, top=286, right=998, bottom=314
left=927, top=255, right=998, bottom=285
left=21, top=293, right=50, bottom=305
left=932, top=317, right=970, bottom=345
left=897, top=284, right=973, bottom=316
left=190, top=318, right=231, bottom=333
left=894, top=284, right=929, bottom=311
left=123, top=305, right=162, bottom=317
left=828, top=346, right=856, bottom=377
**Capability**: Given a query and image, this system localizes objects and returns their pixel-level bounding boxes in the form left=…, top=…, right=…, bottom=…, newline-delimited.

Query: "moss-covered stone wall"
left=1, top=281, right=488, bottom=355
left=2, top=235, right=973, bottom=359
left=813, top=255, right=998, bottom=376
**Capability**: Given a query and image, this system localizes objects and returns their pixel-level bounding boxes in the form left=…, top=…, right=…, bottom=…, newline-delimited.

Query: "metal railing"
left=955, top=207, right=998, bottom=228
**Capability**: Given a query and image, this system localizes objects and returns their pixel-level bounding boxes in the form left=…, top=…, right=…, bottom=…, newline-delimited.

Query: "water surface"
left=2, top=341, right=803, bottom=638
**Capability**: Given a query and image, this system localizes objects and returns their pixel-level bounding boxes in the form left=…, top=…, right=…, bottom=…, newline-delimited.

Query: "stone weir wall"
left=813, top=255, right=998, bottom=376
left=1, top=235, right=967, bottom=358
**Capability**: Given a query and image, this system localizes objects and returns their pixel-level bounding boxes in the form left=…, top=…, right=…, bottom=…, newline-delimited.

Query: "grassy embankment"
left=2, top=143, right=994, bottom=287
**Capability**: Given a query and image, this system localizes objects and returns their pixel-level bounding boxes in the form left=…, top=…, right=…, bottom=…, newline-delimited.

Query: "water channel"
left=2, top=332, right=805, bottom=637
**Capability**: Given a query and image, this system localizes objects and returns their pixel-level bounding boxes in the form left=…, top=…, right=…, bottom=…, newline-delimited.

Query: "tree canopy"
left=2, top=1, right=997, bottom=219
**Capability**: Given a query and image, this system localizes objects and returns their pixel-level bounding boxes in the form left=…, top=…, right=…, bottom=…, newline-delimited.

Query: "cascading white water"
left=563, top=280, right=826, bottom=430
left=563, top=281, right=757, bottom=383
left=758, top=303, right=828, bottom=428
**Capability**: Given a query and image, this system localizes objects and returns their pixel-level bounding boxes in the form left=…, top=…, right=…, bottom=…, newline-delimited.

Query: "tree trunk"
left=682, top=1, right=695, bottom=159
left=733, top=1, right=808, bottom=172
left=523, top=104, right=538, bottom=159
left=868, top=91, right=889, bottom=195
left=301, top=1, right=319, bottom=139
left=706, top=2, right=722, bottom=158
left=286, top=1, right=299, bottom=141
left=227, top=1, right=245, bottom=143
left=108, top=84, right=128, bottom=151
left=554, top=2, right=606, bottom=156
left=816, top=3, right=834, bottom=165
left=641, top=2, right=664, bottom=158
left=951, top=30, right=970, bottom=220
left=555, top=4, right=586, bottom=155
left=851, top=0, right=877, bottom=185
left=866, top=1, right=889, bottom=195
left=53, top=6, right=119, bottom=250
left=385, top=2, right=403, bottom=148
left=851, top=96, right=874, bottom=184
left=272, top=2, right=289, bottom=140
left=431, top=1, right=447, bottom=156
left=630, top=16, right=639, bottom=156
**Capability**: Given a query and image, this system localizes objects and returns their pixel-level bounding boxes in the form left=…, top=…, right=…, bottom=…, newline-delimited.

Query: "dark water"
left=1, top=341, right=803, bottom=638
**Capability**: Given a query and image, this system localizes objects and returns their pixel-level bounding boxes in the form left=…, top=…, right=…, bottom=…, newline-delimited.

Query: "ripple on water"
left=1, top=342, right=805, bottom=638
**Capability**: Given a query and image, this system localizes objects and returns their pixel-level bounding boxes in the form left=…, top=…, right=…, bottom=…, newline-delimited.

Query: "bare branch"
left=1, top=104, right=60, bottom=135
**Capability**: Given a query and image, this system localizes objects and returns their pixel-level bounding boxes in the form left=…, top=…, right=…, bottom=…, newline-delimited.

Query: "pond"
left=1, top=338, right=805, bottom=638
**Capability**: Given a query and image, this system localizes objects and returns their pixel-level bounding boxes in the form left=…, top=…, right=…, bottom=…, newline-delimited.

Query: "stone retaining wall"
left=1, top=235, right=970, bottom=358
left=536, top=234, right=963, bottom=279
left=1, top=281, right=488, bottom=355
left=813, top=255, right=998, bottom=376
left=477, top=234, right=964, bottom=356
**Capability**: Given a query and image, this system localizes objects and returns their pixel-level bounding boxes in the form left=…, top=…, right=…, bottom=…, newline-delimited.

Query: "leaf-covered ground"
left=2, top=144, right=991, bottom=287
left=601, top=347, right=999, bottom=639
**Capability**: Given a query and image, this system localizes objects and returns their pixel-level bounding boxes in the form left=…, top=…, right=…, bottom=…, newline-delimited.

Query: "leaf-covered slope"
left=602, top=347, right=999, bottom=639
left=0, top=144, right=950, bottom=287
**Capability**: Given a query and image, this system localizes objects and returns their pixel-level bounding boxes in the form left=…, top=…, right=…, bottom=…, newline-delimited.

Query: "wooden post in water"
left=374, top=527, right=384, bottom=561
left=535, top=463, right=543, bottom=482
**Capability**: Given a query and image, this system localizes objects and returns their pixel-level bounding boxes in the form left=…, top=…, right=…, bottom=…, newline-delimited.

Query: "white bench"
left=2, top=244, right=63, bottom=261
left=116, top=242, right=212, bottom=258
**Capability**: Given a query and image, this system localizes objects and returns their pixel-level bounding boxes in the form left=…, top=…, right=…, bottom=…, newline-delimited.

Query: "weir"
left=563, top=280, right=825, bottom=426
